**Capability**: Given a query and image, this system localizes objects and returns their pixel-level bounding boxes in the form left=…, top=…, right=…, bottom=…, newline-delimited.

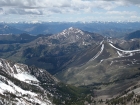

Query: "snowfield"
left=0, top=75, right=37, bottom=96
left=0, top=59, right=39, bottom=84
left=0, top=75, right=51, bottom=105
left=90, top=44, right=104, bottom=61
left=14, top=72, right=39, bottom=84
left=0, top=74, right=52, bottom=105
left=109, top=43, right=140, bottom=53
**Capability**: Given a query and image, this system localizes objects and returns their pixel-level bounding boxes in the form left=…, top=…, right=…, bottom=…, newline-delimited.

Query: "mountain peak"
left=68, top=27, right=75, bottom=30
left=4, top=25, right=9, bottom=29
left=44, top=27, right=104, bottom=46
left=63, top=27, right=83, bottom=33
left=67, top=27, right=81, bottom=31
left=49, top=27, right=94, bottom=45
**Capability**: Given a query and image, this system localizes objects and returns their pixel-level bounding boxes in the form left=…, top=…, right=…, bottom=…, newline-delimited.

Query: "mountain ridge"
left=4, top=22, right=140, bottom=37
left=125, top=30, right=140, bottom=40
left=0, top=24, right=26, bottom=35
left=56, top=40, right=140, bottom=85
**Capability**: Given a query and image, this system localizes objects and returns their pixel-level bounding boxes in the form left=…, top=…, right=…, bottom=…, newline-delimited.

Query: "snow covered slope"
left=0, top=58, right=55, bottom=105
left=0, top=59, right=39, bottom=84
left=89, top=43, right=104, bottom=61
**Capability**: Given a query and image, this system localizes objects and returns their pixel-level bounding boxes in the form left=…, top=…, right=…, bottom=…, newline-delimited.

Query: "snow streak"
left=90, top=44, right=104, bottom=61
left=109, top=43, right=140, bottom=53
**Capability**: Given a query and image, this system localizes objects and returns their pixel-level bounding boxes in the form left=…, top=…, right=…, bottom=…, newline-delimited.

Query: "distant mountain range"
left=0, top=33, right=52, bottom=44
left=0, top=24, right=25, bottom=35
left=109, top=30, right=140, bottom=50
left=125, top=30, right=140, bottom=40
left=1, top=22, right=140, bottom=37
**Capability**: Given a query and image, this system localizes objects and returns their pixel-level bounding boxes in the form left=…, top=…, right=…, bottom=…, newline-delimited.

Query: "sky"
left=0, top=0, right=140, bottom=22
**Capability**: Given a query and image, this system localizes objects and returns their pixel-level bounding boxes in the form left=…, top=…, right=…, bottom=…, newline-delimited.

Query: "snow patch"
left=99, top=60, right=104, bottom=64
left=7, top=80, right=37, bottom=96
left=14, top=64, right=23, bottom=73
left=82, top=41, right=87, bottom=45
left=110, top=61, right=114, bottom=66
left=117, top=51, right=123, bottom=57
left=0, top=75, right=37, bottom=96
left=69, top=27, right=74, bottom=30
left=0, top=75, right=52, bottom=105
left=0, top=62, right=3, bottom=67
left=100, top=40, right=104, bottom=45
left=109, top=43, right=140, bottom=57
left=14, top=72, right=39, bottom=83
left=0, top=81, right=15, bottom=94
left=90, top=44, right=104, bottom=61
left=109, top=43, right=140, bottom=53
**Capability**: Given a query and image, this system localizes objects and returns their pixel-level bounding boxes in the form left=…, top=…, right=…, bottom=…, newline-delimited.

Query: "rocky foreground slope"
left=0, top=58, right=57, bottom=105
left=0, top=58, right=94, bottom=105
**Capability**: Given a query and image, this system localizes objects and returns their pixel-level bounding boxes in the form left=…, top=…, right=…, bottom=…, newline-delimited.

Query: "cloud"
left=126, top=0, right=140, bottom=7
left=106, top=11, right=137, bottom=16
left=0, top=0, right=139, bottom=22
left=0, top=0, right=128, bottom=15
left=0, top=8, right=4, bottom=15
left=48, top=8, right=62, bottom=14
left=122, top=0, right=140, bottom=4
left=0, top=0, right=37, bottom=8
left=0, top=8, right=3, bottom=12
left=4, top=8, right=43, bottom=15
left=103, top=0, right=140, bottom=5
